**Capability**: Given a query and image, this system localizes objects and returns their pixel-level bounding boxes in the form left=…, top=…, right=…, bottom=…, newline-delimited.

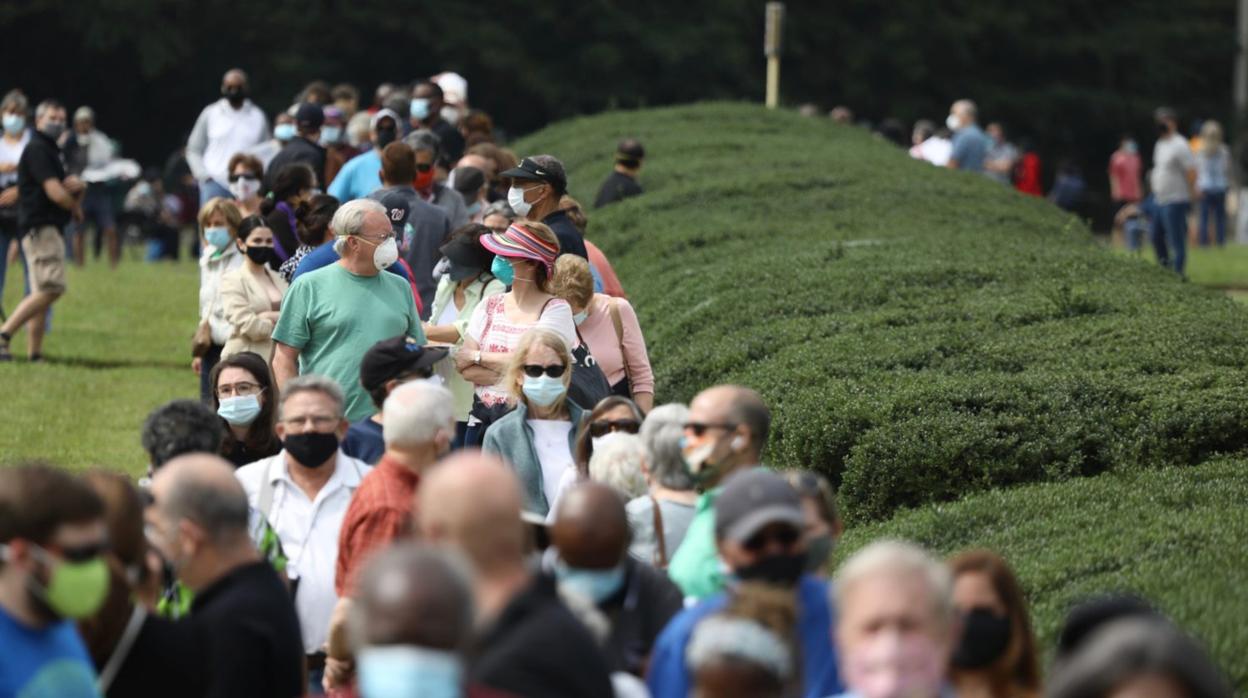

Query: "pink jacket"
left=577, top=293, right=654, bottom=396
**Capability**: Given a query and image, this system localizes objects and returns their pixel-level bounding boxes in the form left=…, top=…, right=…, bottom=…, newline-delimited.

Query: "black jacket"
left=599, top=558, right=684, bottom=676
left=266, top=136, right=326, bottom=193
left=541, top=210, right=588, bottom=260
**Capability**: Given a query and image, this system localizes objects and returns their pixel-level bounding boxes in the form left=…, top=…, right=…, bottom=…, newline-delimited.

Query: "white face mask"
left=373, top=237, right=399, bottom=270
left=945, top=113, right=960, bottom=131
left=229, top=176, right=260, bottom=201
left=508, top=185, right=534, bottom=217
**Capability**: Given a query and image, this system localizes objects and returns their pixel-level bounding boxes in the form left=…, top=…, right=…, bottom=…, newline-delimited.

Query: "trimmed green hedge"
left=833, top=458, right=1248, bottom=693
left=516, top=102, right=1248, bottom=522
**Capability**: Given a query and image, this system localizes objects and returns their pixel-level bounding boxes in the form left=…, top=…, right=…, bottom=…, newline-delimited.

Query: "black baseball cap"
left=295, top=102, right=324, bottom=129
left=359, top=336, right=448, bottom=391
left=714, top=469, right=805, bottom=543
left=378, top=191, right=411, bottom=235
left=439, top=232, right=493, bottom=271
left=500, top=157, right=567, bottom=194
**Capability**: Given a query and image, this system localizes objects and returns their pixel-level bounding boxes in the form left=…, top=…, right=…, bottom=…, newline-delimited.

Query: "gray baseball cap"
left=714, top=469, right=805, bottom=543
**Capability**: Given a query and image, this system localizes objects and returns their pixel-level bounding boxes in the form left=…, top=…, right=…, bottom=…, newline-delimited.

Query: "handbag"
left=191, top=319, right=213, bottom=358
left=568, top=329, right=612, bottom=411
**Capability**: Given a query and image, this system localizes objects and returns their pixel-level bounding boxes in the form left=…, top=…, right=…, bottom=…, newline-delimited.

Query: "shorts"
left=82, top=186, right=116, bottom=230
left=21, top=225, right=67, bottom=294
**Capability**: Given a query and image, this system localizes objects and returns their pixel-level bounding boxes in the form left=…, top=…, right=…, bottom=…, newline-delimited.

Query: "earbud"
left=731, top=435, right=746, bottom=452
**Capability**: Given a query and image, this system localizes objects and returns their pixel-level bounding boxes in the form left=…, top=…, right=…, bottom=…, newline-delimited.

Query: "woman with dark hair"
left=209, top=351, right=281, bottom=467
left=219, top=216, right=288, bottom=361
left=227, top=153, right=265, bottom=218
left=259, top=162, right=316, bottom=264
left=572, top=395, right=644, bottom=477
left=278, top=193, right=339, bottom=282
left=424, top=222, right=505, bottom=445
left=948, top=549, right=1042, bottom=698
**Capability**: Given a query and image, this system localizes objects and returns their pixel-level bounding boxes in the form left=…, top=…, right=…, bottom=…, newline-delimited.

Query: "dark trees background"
left=0, top=0, right=1236, bottom=188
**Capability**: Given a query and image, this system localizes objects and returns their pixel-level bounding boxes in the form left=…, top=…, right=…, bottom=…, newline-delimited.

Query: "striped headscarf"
left=479, top=222, right=561, bottom=274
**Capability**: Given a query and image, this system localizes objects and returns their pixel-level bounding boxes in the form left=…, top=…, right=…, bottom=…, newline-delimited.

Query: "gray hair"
left=35, top=99, right=64, bottom=122
left=1, top=90, right=28, bottom=115
left=640, top=403, right=694, bottom=490
left=588, top=432, right=649, bottom=499
left=834, top=540, right=954, bottom=627
left=331, top=198, right=386, bottom=239
left=953, top=98, right=978, bottom=120
left=279, top=374, right=346, bottom=420
left=482, top=200, right=515, bottom=220
left=404, top=128, right=441, bottom=157
left=686, top=615, right=793, bottom=681
left=383, top=380, right=455, bottom=448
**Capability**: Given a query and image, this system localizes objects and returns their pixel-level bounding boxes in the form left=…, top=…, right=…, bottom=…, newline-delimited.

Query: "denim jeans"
left=1157, top=202, right=1190, bottom=276
left=1198, top=190, right=1227, bottom=246
left=198, top=178, right=233, bottom=207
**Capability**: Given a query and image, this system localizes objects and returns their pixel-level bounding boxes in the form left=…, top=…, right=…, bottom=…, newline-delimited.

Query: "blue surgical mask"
left=573, top=309, right=589, bottom=326
left=555, top=561, right=627, bottom=604
left=522, top=375, right=566, bottom=408
left=491, top=256, right=514, bottom=286
left=357, top=645, right=462, bottom=698
left=410, top=98, right=431, bottom=121
left=2, top=113, right=24, bottom=135
left=218, top=394, right=262, bottom=426
left=274, top=123, right=296, bottom=142
left=204, top=226, right=232, bottom=249
left=320, top=125, right=342, bottom=145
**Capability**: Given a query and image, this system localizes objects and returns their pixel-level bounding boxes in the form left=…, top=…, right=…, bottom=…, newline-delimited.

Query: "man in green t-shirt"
left=273, top=198, right=424, bottom=422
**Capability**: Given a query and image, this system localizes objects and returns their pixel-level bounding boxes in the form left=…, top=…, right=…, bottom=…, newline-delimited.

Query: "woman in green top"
left=423, top=223, right=506, bottom=447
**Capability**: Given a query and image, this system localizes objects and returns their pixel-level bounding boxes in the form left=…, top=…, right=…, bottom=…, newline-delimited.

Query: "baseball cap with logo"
left=359, top=335, right=448, bottom=392
left=500, top=157, right=567, bottom=195
left=378, top=191, right=411, bottom=236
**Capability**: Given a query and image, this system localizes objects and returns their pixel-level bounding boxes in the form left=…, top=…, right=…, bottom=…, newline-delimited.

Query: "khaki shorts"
left=20, top=225, right=67, bottom=294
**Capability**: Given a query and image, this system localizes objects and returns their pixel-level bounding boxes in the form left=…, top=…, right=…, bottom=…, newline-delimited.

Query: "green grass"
left=834, top=458, right=1248, bottom=693
left=0, top=255, right=198, bottom=472
left=1112, top=242, right=1248, bottom=290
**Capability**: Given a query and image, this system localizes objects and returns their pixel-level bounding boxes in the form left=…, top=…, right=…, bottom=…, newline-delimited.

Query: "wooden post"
left=764, top=2, right=785, bottom=109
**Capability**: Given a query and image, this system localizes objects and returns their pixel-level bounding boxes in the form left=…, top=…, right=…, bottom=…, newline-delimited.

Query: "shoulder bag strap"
left=608, top=298, right=632, bottom=389
left=257, top=459, right=278, bottom=522
left=651, top=495, right=668, bottom=569
left=97, top=605, right=148, bottom=693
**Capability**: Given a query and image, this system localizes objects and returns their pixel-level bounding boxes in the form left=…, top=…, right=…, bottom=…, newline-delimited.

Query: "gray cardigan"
left=482, top=400, right=586, bottom=516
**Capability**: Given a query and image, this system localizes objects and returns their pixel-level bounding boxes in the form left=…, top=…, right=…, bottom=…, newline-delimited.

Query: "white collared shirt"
left=236, top=450, right=372, bottom=653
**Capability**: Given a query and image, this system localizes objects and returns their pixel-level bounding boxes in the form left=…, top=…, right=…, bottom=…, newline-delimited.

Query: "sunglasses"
left=415, top=162, right=434, bottom=172
left=744, top=526, right=800, bottom=553
left=523, top=364, right=566, bottom=379
left=228, top=173, right=259, bottom=183
left=588, top=419, right=641, bottom=438
left=683, top=421, right=737, bottom=437
left=42, top=540, right=110, bottom=562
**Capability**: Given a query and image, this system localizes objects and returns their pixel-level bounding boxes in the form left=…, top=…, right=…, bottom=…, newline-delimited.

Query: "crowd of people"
left=0, top=69, right=1236, bottom=698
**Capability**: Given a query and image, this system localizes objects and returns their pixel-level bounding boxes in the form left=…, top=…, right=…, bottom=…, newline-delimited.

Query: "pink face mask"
left=842, top=630, right=946, bottom=698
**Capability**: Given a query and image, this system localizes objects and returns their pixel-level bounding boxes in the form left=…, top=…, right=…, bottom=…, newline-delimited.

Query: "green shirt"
left=667, top=487, right=723, bottom=600
left=273, top=263, right=423, bottom=422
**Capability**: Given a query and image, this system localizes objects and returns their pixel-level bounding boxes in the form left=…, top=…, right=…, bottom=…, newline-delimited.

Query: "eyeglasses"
left=588, top=419, right=641, bottom=438
left=281, top=414, right=339, bottom=429
left=683, top=421, right=737, bottom=437
left=523, top=364, right=566, bottom=379
left=228, top=173, right=259, bottom=183
left=356, top=232, right=396, bottom=245
left=415, top=162, right=434, bottom=173
left=217, top=382, right=264, bottom=398
left=743, top=526, right=800, bottom=553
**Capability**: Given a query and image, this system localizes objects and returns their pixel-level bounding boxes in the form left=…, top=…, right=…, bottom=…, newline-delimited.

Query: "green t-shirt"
left=273, top=263, right=423, bottom=421
left=667, top=487, right=723, bottom=600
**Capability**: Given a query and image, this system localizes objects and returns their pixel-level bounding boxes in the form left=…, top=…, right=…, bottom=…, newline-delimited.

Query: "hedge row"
left=515, top=103, right=1248, bottom=522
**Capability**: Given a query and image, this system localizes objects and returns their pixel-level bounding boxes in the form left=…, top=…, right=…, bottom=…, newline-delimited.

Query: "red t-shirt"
left=1015, top=153, right=1043, bottom=197
left=1109, top=150, right=1142, bottom=202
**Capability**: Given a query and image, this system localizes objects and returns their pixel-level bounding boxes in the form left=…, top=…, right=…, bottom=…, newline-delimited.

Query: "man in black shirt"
left=266, top=102, right=326, bottom=193
left=594, top=138, right=646, bottom=209
left=411, top=80, right=465, bottom=165
left=147, top=454, right=303, bottom=698
left=417, top=451, right=614, bottom=698
left=0, top=100, right=82, bottom=362
left=499, top=155, right=589, bottom=259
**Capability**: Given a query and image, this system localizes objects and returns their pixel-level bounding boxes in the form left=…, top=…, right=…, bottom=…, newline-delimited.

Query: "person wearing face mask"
left=627, top=403, right=699, bottom=569
left=648, top=469, right=844, bottom=698
left=265, top=102, right=327, bottom=194
left=831, top=541, right=957, bottom=698
left=234, top=375, right=371, bottom=691
left=0, top=99, right=85, bottom=364
left=273, top=199, right=425, bottom=422
left=186, top=69, right=269, bottom=206
left=423, top=224, right=505, bottom=444
left=549, top=482, right=683, bottom=677
left=323, top=380, right=456, bottom=692
left=328, top=109, right=400, bottom=202
left=404, top=129, right=469, bottom=228
left=411, top=80, right=466, bottom=165
left=322, top=106, right=359, bottom=188
left=259, top=162, right=316, bottom=266
left=210, top=351, right=282, bottom=468
left=226, top=153, right=265, bottom=218
left=666, top=384, right=771, bottom=600
left=782, top=470, right=843, bottom=577
left=342, top=335, right=449, bottom=465
left=481, top=328, right=585, bottom=517
left=1151, top=107, right=1198, bottom=276
left=191, top=197, right=245, bottom=399
left=0, top=90, right=31, bottom=312
left=945, top=99, right=992, bottom=174
left=946, top=551, right=1041, bottom=698
left=594, top=138, right=646, bottom=209
left=246, top=110, right=297, bottom=172
left=570, top=395, right=646, bottom=485
left=0, top=465, right=109, bottom=698
left=551, top=254, right=654, bottom=410
left=147, top=453, right=304, bottom=697
left=499, top=155, right=589, bottom=259
left=218, top=216, right=289, bottom=361
left=280, top=193, right=339, bottom=282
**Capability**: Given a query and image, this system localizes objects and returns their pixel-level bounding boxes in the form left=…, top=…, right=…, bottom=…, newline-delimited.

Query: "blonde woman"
left=219, top=216, right=289, bottom=361
left=481, top=328, right=586, bottom=517
left=1196, top=120, right=1231, bottom=246
left=193, top=196, right=244, bottom=400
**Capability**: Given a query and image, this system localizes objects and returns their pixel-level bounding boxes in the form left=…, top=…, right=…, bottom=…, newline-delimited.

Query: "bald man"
left=550, top=482, right=683, bottom=677
left=417, top=451, right=613, bottom=698
left=147, top=454, right=303, bottom=698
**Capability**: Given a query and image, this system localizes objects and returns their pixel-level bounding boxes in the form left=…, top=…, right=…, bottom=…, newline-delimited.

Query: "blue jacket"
left=481, top=400, right=586, bottom=516
left=647, top=575, right=843, bottom=698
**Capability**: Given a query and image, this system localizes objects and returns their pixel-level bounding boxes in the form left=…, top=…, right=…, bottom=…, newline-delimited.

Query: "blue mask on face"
left=491, top=256, right=514, bottom=286
left=357, top=645, right=462, bottom=698
left=320, top=125, right=342, bottom=145
left=2, top=113, right=24, bottom=135
left=555, top=561, right=627, bottom=604
left=204, top=226, right=232, bottom=249
left=274, top=123, right=296, bottom=142
left=217, top=394, right=262, bottom=426
left=410, top=98, right=431, bottom=121
left=522, top=375, right=566, bottom=408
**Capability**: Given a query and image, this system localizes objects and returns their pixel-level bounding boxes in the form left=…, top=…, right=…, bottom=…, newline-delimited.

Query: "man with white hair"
left=322, top=380, right=455, bottom=691
left=233, top=375, right=371, bottom=688
left=946, top=99, right=992, bottom=174
left=831, top=540, right=957, bottom=698
left=272, top=198, right=425, bottom=421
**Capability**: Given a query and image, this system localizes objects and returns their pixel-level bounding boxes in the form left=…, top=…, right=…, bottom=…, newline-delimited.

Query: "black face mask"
left=1156, top=121, right=1170, bottom=135
left=952, top=608, right=1012, bottom=669
left=283, top=432, right=339, bottom=467
left=245, top=246, right=274, bottom=265
left=222, top=86, right=247, bottom=107
left=734, top=552, right=807, bottom=588
left=375, top=127, right=397, bottom=149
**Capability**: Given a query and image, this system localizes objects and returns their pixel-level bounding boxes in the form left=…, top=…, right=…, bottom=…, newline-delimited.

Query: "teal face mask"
left=204, top=226, right=231, bottom=250
left=218, top=394, right=262, bottom=426
left=358, top=645, right=462, bottom=698
left=491, top=256, right=515, bottom=286
left=522, top=375, right=566, bottom=408
left=274, top=123, right=296, bottom=142
left=555, top=561, right=627, bottom=604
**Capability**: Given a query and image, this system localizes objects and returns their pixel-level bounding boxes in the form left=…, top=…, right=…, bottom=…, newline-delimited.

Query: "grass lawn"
left=0, top=254, right=199, bottom=472
left=1111, top=241, right=1248, bottom=295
